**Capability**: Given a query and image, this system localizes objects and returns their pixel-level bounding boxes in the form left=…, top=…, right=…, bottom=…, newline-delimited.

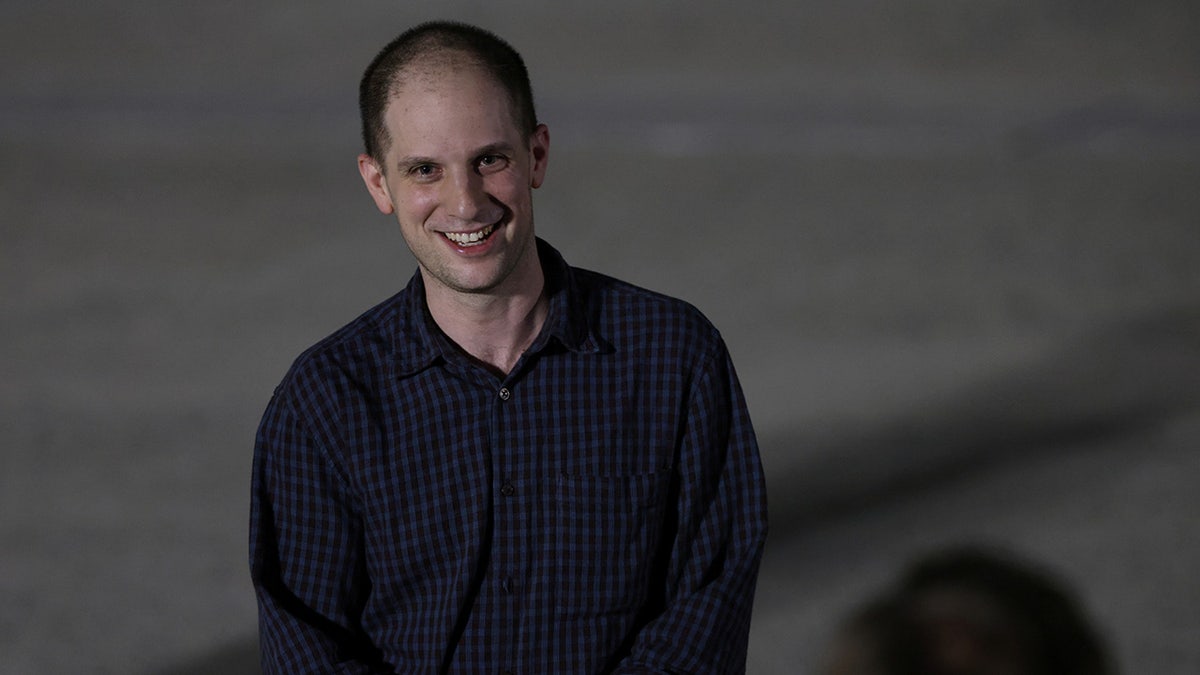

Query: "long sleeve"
left=617, top=343, right=769, bottom=674
left=249, top=390, right=390, bottom=674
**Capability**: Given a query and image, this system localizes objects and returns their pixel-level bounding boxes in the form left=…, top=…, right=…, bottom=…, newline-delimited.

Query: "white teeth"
left=443, top=224, right=496, bottom=245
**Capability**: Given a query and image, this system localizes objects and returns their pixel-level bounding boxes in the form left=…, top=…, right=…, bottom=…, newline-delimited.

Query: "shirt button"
left=498, top=387, right=511, bottom=401
left=500, top=482, right=515, bottom=496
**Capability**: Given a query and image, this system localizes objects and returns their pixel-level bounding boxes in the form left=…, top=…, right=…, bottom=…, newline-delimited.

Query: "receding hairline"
left=373, top=48, right=531, bottom=156
left=360, top=21, right=539, bottom=162
left=384, top=48, right=495, bottom=95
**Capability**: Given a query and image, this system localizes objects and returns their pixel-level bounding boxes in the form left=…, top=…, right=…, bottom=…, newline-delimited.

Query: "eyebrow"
left=393, top=142, right=518, bottom=172
left=474, top=142, right=517, bottom=158
left=394, top=155, right=436, bottom=172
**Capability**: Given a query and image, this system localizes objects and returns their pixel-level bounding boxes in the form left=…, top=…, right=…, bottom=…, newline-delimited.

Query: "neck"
left=424, top=268, right=549, bottom=376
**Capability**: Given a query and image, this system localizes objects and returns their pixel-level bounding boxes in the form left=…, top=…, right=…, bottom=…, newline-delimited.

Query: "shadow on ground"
left=150, top=637, right=259, bottom=675
left=764, top=303, right=1200, bottom=533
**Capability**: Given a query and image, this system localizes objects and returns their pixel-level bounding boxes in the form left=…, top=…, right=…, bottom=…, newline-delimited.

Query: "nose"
left=442, top=169, right=499, bottom=224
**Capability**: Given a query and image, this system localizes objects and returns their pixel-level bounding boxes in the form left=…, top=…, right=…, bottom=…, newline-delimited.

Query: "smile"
left=443, top=223, right=497, bottom=246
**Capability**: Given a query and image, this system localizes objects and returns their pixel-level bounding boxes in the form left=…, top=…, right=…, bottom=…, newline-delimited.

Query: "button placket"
left=492, top=379, right=524, bottom=668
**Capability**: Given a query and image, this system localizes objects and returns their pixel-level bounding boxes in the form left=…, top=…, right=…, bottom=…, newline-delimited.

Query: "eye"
left=408, top=163, right=439, bottom=180
left=477, top=154, right=508, bottom=173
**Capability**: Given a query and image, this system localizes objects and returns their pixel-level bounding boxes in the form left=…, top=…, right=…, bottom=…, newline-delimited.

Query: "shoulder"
left=571, top=266, right=725, bottom=362
left=271, top=291, right=404, bottom=411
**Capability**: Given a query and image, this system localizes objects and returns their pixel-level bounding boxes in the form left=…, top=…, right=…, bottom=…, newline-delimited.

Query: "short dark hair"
left=358, top=21, right=538, bottom=163
left=899, top=547, right=1113, bottom=675
left=824, top=546, right=1114, bottom=675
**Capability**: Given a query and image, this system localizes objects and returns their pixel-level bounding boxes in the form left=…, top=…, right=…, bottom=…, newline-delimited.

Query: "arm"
left=249, top=390, right=390, bottom=674
left=617, top=344, right=769, bottom=674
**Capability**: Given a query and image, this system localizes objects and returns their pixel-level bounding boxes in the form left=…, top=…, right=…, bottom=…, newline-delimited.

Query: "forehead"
left=382, top=62, right=522, bottom=150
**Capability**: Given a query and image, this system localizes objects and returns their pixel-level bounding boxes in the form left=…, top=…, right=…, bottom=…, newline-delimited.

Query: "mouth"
left=442, top=222, right=498, bottom=247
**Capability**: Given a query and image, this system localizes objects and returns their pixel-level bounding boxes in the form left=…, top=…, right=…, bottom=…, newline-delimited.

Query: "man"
left=250, top=20, right=767, bottom=674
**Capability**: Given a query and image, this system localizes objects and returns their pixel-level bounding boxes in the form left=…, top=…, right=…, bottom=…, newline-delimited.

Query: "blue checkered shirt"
left=250, top=239, right=768, bottom=674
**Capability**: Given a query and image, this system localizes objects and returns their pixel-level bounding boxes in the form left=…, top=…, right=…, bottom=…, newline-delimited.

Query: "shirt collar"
left=386, top=238, right=603, bottom=378
left=532, top=237, right=603, bottom=356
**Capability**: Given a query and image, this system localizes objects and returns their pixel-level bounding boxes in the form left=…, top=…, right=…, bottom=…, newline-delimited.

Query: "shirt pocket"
left=552, top=471, right=669, bottom=618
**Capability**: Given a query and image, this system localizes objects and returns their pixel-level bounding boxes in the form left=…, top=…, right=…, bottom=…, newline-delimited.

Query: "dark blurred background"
left=2, top=2, right=1198, bottom=673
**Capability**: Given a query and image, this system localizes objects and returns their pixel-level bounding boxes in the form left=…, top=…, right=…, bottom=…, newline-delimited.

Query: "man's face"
left=358, top=64, right=549, bottom=299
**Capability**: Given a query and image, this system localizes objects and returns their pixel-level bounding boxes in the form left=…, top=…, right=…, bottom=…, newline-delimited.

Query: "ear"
left=357, top=154, right=395, bottom=215
left=528, top=124, right=550, bottom=189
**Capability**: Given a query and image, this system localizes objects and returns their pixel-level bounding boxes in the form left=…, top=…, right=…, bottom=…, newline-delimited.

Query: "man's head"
left=359, top=21, right=538, bottom=164
left=355, top=22, right=550, bottom=301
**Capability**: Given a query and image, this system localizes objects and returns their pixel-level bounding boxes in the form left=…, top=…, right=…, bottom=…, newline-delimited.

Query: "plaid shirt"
left=250, top=239, right=768, bottom=674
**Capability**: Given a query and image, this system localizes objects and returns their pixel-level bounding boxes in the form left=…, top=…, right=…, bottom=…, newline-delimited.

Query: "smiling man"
left=250, top=21, right=767, bottom=674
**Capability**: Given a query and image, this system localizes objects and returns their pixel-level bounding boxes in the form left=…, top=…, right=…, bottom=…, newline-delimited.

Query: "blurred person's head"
left=822, top=546, right=1114, bottom=675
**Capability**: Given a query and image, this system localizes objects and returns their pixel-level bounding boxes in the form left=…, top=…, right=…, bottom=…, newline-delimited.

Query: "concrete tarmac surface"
left=3, top=2, right=1198, bottom=673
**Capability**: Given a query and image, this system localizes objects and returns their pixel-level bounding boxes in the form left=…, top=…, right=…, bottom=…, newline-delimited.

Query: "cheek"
left=489, top=174, right=531, bottom=205
left=392, top=187, right=439, bottom=224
